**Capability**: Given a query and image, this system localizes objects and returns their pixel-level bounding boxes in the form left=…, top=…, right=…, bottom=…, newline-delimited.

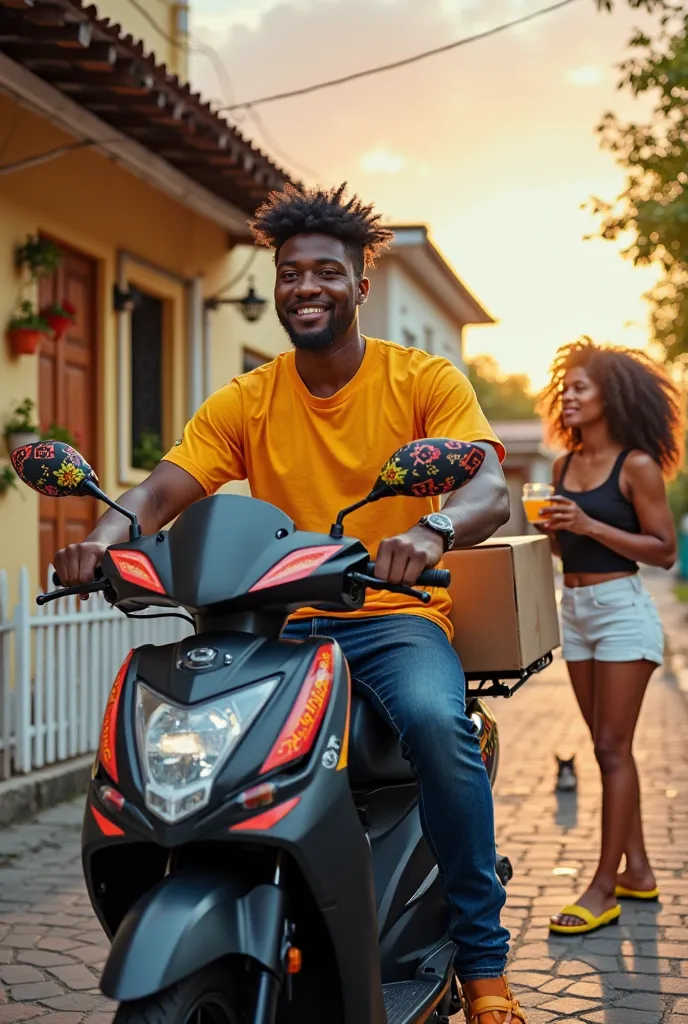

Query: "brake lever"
left=36, top=577, right=109, bottom=606
left=348, top=571, right=431, bottom=605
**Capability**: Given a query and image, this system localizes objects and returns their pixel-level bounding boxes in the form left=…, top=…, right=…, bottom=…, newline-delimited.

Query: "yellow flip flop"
left=615, top=884, right=660, bottom=901
left=549, top=902, right=621, bottom=935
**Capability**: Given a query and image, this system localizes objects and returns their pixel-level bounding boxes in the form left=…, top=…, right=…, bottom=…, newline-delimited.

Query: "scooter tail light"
left=110, top=550, right=165, bottom=594
left=98, top=650, right=134, bottom=784
left=260, top=645, right=334, bottom=774
left=249, top=546, right=338, bottom=592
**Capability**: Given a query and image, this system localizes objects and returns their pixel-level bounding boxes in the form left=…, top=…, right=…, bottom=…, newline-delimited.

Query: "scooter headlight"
left=136, top=679, right=277, bottom=824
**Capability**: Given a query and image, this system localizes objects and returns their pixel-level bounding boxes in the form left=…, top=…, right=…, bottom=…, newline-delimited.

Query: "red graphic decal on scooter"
left=98, top=650, right=133, bottom=784
left=110, top=550, right=165, bottom=594
left=91, top=805, right=125, bottom=837
left=261, top=645, right=334, bottom=773
left=249, top=546, right=338, bottom=592
left=230, top=796, right=300, bottom=832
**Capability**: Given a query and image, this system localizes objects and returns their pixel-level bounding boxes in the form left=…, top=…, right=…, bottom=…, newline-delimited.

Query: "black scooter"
left=11, top=436, right=549, bottom=1024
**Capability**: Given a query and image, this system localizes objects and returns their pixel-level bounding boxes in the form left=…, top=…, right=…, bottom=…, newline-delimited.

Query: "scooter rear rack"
left=465, top=653, right=553, bottom=699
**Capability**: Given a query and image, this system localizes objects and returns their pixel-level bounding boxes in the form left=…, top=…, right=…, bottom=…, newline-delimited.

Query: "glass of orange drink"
left=522, top=482, right=554, bottom=525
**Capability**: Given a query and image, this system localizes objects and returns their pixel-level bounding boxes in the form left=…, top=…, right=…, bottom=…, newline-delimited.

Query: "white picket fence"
left=0, top=566, right=192, bottom=779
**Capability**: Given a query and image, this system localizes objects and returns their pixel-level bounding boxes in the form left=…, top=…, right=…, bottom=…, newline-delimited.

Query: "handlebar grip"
left=365, top=562, right=451, bottom=589
left=52, top=568, right=103, bottom=589
left=416, top=568, right=451, bottom=588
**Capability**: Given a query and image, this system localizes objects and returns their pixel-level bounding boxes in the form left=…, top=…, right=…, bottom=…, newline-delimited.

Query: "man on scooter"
left=55, top=183, right=525, bottom=1024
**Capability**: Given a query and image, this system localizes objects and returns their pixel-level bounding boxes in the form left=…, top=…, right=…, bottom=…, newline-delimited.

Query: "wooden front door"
left=38, top=245, right=98, bottom=584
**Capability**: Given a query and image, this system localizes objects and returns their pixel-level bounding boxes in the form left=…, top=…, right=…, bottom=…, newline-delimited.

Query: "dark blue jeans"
left=282, top=613, right=510, bottom=980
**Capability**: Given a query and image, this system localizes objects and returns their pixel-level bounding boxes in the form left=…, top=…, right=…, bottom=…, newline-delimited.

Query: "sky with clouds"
left=189, top=0, right=660, bottom=387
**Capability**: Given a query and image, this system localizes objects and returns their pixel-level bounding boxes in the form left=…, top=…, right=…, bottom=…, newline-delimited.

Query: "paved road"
left=0, top=653, right=686, bottom=1023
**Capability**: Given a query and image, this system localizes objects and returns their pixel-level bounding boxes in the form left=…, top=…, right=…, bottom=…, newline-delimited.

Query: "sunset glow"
left=191, top=0, right=661, bottom=389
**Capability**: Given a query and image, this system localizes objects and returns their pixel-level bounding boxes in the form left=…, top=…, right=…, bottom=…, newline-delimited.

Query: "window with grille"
left=131, top=290, right=164, bottom=470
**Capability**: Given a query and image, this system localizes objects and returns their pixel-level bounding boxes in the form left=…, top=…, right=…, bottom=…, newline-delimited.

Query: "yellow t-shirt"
left=164, top=338, right=504, bottom=639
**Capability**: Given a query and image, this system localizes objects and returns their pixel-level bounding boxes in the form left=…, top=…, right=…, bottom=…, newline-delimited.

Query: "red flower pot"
left=45, top=314, right=73, bottom=340
left=8, top=327, right=44, bottom=356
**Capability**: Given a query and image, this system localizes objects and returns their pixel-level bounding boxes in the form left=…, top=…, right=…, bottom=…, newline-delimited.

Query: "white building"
left=360, top=225, right=494, bottom=370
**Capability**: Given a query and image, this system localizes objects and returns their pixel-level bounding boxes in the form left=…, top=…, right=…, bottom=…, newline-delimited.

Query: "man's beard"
left=277, top=300, right=356, bottom=352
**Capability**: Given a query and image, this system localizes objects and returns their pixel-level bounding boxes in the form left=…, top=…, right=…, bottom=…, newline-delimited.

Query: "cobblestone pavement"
left=494, top=652, right=688, bottom=1024
left=0, top=653, right=686, bottom=1023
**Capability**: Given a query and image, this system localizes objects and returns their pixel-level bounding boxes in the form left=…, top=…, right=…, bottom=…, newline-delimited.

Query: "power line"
left=116, top=2, right=314, bottom=183
left=222, top=0, right=580, bottom=112
left=245, top=108, right=321, bottom=182
left=122, top=0, right=236, bottom=107
left=0, top=139, right=122, bottom=176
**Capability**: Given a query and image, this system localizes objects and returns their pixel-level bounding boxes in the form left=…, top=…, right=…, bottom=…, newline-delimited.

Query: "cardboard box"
left=444, top=536, right=560, bottom=677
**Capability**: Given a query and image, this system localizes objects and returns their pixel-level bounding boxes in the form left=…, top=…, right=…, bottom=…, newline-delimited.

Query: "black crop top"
left=554, top=450, right=640, bottom=574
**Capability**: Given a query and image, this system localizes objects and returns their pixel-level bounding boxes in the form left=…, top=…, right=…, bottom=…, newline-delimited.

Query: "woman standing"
left=540, top=339, right=684, bottom=936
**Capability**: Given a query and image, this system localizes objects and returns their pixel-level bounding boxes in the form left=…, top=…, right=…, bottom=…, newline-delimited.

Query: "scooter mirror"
left=370, top=437, right=486, bottom=499
left=10, top=440, right=98, bottom=498
left=330, top=438, right=488, bottom=538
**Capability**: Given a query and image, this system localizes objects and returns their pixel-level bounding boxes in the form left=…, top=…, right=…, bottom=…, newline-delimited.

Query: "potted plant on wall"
left=15, top=235, right=63, bottom=280
left=41, top=300, right=77, bottom=341
left=6, top=301, right=50, bottom=356
left=4, top=398, right=40, bottom=453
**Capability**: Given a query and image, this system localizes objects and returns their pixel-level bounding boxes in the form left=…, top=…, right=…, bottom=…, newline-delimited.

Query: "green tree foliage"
left=590, top=0, right=688, bottom=360
left=467, top=356, right=536, bottom=421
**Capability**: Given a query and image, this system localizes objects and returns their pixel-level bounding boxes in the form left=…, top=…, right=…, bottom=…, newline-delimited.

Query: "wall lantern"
left=204, top=276, right=267, bottom=324
left=113, top=284, right=142, bottom=313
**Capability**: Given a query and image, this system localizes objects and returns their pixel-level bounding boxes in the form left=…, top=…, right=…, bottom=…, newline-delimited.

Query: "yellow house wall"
left=210, top=244, right=287, bottom=387
left=208, top=246, right=290, bottom=498
left=0, top=95, right=269, bottom=604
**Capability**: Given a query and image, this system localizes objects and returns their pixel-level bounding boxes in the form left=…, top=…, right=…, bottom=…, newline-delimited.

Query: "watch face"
left=428, top=514, right=451, bottom=530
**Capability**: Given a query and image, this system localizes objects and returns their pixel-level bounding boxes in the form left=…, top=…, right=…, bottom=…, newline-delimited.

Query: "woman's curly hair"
left=539, top=337, right=685, bottom=478
left=249, top=182, right=393, bottom=276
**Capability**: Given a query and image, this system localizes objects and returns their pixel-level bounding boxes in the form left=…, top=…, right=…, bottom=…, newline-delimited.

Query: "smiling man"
left=54, top=183, right=521, bottom=1022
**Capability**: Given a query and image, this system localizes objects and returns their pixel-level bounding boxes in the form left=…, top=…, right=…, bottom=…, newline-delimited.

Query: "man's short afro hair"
left=249, top=182, right=394, bottom=276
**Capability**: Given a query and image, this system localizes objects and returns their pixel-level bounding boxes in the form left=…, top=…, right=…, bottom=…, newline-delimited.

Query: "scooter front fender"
left=101, top=870, right=285, bottom=1001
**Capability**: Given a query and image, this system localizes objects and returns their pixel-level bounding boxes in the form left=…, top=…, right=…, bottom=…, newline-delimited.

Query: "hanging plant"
left=6, top=302, right=50, bottom=357
left=15, top=235, right=63, bottom=280
left=4, top=397, right=40, bottom=452
left=0, top=465, right=18, bottom=497
left=41, top=300, right=77, bottom=340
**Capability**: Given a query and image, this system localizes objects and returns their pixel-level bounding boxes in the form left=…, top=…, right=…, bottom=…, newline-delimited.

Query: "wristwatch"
left=418, top=513, right=455, bottom=552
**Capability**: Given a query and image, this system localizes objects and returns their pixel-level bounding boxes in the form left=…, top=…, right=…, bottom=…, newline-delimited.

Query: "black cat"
left=556, top=755, right=577, bottom=793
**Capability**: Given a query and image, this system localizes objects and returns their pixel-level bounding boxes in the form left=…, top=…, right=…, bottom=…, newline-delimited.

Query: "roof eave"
left=389, top=225, right=495, bottom=327
left=0, top=0, right=294, bottom=219
left=0, top=51, right=252, bottom=236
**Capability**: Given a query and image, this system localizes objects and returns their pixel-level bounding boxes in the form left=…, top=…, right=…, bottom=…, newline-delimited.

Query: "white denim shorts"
left=561, top=574, right=664, bottom=665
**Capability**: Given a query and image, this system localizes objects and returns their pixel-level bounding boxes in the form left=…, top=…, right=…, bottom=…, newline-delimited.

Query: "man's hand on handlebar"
left=375, top=525, right=445, bottom=586
left=54, top=541, right=109, bottom=599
